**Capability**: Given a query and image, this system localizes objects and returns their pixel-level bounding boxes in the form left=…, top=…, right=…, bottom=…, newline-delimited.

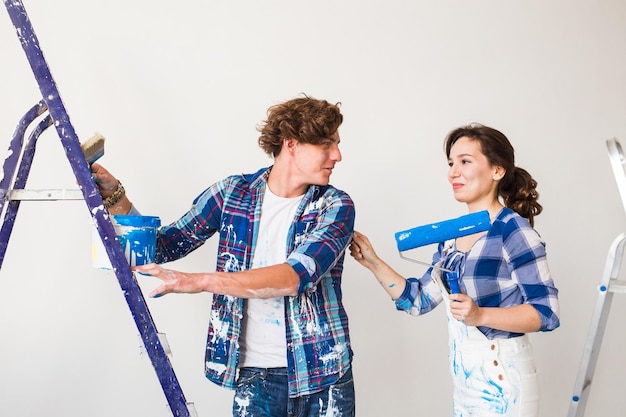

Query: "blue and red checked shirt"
left=395, top=208, right=560, bottom=339
left=152, top=166, right=355, bottom=396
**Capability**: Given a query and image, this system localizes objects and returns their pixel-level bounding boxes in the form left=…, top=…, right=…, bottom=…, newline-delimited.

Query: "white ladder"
left=567, top=138, right=626, bottom=417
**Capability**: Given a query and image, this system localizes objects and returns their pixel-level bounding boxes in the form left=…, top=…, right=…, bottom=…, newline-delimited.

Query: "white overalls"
left=432, top=263, right=540, bottom=417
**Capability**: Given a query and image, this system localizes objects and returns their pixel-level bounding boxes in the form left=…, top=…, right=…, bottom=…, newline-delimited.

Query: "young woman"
left=350, top=123, right=560, bottom=417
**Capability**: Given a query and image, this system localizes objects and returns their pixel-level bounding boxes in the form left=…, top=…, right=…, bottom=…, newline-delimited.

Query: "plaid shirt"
left=396, top=208, right=560, bottom=339
left=153, top=166, right=355, bottom=396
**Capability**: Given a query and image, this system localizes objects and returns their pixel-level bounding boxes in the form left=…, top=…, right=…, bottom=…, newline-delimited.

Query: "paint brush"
left=81, top=132, right=105, bottom=164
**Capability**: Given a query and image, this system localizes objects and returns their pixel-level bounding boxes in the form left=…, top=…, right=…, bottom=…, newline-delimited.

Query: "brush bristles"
left=81, top=133, right=105, bottom=164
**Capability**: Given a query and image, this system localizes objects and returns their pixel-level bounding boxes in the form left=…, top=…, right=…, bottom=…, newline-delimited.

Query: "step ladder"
left=2, top=1, right=197, bottom=416
left=567, top=137, right=626, bottom=417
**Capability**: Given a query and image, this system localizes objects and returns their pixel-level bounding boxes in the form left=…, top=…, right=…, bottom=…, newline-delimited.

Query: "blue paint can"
left=92, top=215, right=161, bottom=269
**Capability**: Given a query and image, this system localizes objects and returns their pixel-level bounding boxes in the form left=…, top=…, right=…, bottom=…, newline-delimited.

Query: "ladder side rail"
left=0, top=101, right=47, bottom=265
left=606, top=138, right=626, bottom=214
left=4, top=2, right=193, bottom=415
left=567, top=233, right=626, bottom=417
left=568, top=292, right=614, bottom=417
left=0, top=114, right=52, bottom=268
left=0, top=101, right=47, bottom=216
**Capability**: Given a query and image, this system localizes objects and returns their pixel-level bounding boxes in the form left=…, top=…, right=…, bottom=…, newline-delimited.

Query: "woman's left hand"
left=448, top=293, right=481, bottom=326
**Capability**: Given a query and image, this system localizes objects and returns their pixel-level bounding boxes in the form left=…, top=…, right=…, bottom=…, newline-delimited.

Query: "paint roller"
left=394, top=210, right=491, bottom=293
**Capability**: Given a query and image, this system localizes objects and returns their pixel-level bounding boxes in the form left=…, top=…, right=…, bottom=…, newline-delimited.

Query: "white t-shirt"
left=238, top=185, right=303, bottom=368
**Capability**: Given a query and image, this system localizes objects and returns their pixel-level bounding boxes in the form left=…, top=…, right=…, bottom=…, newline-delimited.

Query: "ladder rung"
left=6, top=189, right=84, bottom=201
left=609, top=280, right=626, bottom=293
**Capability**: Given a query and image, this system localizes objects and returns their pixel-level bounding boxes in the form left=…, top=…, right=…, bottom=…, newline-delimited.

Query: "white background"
left=1, top=1, right=626, bottom=416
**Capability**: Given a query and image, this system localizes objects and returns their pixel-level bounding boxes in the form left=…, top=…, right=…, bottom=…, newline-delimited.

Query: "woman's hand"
left=349, top=231, right=380, bottom=269
left=448, top=293, right=481, bottom=325
left=449, top=295, right=543, bottom=332
left=349, top=231, right=407, bottom=298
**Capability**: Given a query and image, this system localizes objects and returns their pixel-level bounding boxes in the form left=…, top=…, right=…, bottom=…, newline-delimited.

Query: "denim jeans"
left=233, top=366, right=355, bottom=417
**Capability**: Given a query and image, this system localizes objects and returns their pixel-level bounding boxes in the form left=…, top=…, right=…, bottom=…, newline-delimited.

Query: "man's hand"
left=91, top=162, right=119, bottom=198
left=133, top=263, right=207, bottom=298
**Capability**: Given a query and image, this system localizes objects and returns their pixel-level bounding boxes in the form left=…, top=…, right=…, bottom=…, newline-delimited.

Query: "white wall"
left=1, top=1, right=626, bottom=416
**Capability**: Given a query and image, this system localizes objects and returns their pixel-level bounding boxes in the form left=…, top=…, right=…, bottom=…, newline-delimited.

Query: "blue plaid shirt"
left=396, top=208, right=560, bottom=339
left=152, top=166, right=355, bottom=396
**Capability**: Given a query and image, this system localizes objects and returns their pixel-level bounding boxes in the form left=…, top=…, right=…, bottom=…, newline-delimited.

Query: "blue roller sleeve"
left=395, top=210, right=491, bottom=251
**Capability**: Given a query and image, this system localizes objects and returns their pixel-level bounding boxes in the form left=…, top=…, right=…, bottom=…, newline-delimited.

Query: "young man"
left=92, top=95, right=356, bottom=416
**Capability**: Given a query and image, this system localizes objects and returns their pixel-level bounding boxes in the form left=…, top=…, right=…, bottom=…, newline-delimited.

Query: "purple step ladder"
left=2, top=1, right=196, bottom=416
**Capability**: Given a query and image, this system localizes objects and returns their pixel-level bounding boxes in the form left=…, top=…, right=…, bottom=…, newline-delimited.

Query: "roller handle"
left=445, top=270, right=461, bottom=294
left=395, top=210, right=491, bottom=252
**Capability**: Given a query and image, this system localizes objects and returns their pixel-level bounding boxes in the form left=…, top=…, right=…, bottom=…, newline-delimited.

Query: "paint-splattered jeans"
left=233, top=366, right=355, bottom=417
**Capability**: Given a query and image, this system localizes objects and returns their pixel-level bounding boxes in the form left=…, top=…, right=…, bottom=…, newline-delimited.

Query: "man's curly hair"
left=257, top=94, right=343, bottom=157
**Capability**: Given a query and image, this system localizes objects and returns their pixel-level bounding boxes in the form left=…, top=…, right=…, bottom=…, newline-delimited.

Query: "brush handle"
left=395, top=210, right=491, bottom=251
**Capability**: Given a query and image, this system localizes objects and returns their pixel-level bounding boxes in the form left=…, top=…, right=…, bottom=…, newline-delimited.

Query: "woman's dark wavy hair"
left=444, top=123, right=543, bottom=226
left=257, top=94, right=343, bottom=157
